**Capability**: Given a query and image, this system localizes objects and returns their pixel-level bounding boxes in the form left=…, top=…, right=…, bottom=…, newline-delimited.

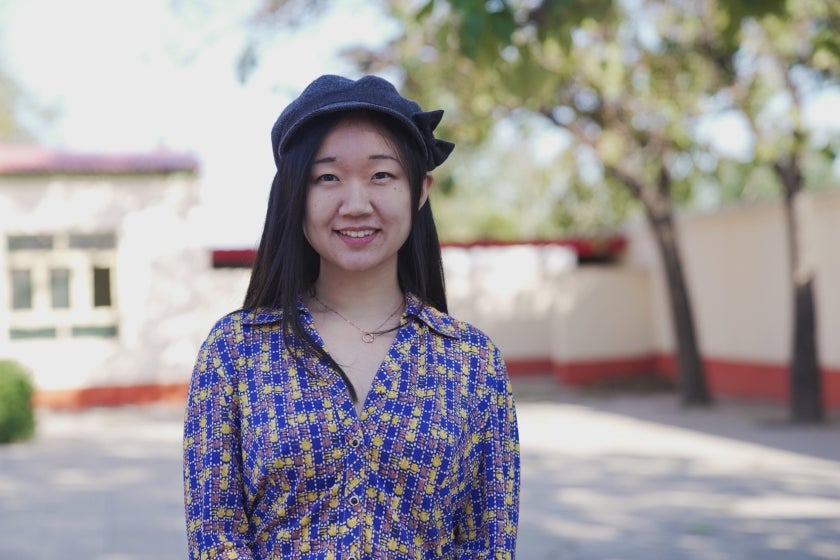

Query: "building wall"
left=0, top=171, right=221, bottom=405
left=623, top=188, right=840, bottom=403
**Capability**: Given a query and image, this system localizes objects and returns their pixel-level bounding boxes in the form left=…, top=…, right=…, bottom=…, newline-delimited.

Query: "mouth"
left=337, top=229, right=376, bottom=239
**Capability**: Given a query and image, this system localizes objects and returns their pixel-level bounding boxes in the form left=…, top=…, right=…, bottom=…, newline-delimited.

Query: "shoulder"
left=199, top=307, right=285, bottom=348
left=421, top=303, right=496, bottom=345
left=419, top=304, right=505, bottom=370
left=211, top=307, right=284, bottom=330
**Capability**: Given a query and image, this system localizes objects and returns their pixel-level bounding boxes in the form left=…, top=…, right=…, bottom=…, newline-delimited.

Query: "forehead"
left=318, top=113, right=399, bottom=151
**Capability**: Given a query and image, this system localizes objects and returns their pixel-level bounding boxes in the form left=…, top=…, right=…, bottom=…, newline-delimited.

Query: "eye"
left=372, top=171, right=394, bottom=181
left=314, top=173, right=339, bottom=183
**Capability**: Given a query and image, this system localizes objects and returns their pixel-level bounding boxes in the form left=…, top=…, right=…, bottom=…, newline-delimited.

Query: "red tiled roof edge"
left=0, top=145, right=200, bottom=175
left=211, top=236, right=628, bottom=268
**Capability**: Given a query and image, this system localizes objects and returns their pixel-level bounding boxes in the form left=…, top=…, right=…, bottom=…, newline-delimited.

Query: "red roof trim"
left=211, top=236, right=627, bottom=268
left=212, top=249, right=257, bottom=269
left=441, top=237, right=628, bottom=259
left=0, top=145, right=199, bottom=175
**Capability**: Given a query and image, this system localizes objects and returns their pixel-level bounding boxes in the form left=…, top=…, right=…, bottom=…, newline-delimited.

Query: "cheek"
left=302, top=196, right=319, bottom=243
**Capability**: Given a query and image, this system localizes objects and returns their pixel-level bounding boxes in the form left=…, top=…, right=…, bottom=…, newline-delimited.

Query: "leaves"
left=237, top=0, right=840, bottom=237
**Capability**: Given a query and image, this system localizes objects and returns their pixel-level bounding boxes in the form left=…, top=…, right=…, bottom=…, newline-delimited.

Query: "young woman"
left=183, top=74, right=520, bottom=559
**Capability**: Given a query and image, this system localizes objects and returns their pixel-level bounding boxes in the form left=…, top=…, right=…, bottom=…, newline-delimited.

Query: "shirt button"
left=348, top=495, right=360, bottom=507
left=349, top=437, right=360, bottom=448
left=348, top=556, right=357, bottom=560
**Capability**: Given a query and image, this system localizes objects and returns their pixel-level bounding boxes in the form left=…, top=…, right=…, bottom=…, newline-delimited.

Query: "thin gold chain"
left=313, top=294, right=403, bottom=343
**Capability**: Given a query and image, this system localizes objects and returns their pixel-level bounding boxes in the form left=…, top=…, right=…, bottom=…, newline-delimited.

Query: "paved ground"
left=1, top=376, right=839, bottom=560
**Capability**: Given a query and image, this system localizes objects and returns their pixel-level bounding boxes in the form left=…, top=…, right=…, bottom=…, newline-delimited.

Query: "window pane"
left=50, top=268, right=71, bottom=309
left=7, top=235, right=53, bottom=251
left=10, top=327, right=57, bottom=340
left=69, top=233, right=116, bottom=249
left=11, top=269, right=32, bottom=309
left=71, top=325, right=118, bottom=338
left=93, top=267, right=112, bottom=307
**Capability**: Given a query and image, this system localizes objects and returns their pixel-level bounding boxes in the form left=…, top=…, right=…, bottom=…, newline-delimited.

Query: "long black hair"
left=243, top=110, right=447, bottom=401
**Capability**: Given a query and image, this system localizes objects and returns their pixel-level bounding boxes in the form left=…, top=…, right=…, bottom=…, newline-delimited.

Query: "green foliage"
left=0, top=360, right=36, bottom=444
left=243, top=0, right=840, bottom=237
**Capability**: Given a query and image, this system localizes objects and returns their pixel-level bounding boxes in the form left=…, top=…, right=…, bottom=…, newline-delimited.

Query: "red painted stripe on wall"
left=32, top=356, right=840, bottom=409
left=549, top=355, right=658, bottom=385
left=33, top=383, right=189, bottom=411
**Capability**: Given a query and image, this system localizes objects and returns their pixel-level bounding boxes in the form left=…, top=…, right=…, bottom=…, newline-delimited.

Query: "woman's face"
left=304, top=114, right=431, bottom=281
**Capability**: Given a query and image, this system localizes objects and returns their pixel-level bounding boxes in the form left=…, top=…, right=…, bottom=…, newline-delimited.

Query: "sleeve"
left=453, top=344, right=521, bottom=559
left=183, top=320, right=255, bottom=560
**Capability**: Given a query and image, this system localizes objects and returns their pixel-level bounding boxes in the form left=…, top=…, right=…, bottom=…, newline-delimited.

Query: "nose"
left=338, top=180, right=373, bottom=216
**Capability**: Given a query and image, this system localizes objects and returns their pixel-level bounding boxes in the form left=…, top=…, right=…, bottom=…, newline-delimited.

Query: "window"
left=50, top=268, right=71, bottom=309
left=6, top=232, right=118, bottom=339
left=92, top=267, right=112, bottom=307
left=11, top=269, right=32, bottom=310
left=69, top=233, right=116, bottom=250
left=8, top=235, right=53, bottom=251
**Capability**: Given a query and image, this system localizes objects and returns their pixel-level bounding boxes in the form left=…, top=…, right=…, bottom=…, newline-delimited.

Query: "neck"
left=312, top=268, right=403, bottom=315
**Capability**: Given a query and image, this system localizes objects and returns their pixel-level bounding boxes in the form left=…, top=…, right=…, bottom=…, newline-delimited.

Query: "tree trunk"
left=647, top=209, right=712, bottom=407
left=790, top=275, right=822, bottom=422
left=778, top=166, right=823, bottom=423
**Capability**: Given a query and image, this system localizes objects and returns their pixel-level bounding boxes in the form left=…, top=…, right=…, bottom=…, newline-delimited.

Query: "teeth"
left=340, top=230, right=374, bottom=238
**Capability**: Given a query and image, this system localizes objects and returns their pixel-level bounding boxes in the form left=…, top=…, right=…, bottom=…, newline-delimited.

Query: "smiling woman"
left=183, top=74, right=521, bottom=559
left=303, top=113, right=431, bottom=282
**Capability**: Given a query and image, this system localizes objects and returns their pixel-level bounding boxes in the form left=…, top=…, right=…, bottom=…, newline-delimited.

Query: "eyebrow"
left=313, top=154, right=400, bottom=165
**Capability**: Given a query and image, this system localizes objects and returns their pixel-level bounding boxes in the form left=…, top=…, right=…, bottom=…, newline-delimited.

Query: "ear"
left=418, top=174, right=433, bottom=210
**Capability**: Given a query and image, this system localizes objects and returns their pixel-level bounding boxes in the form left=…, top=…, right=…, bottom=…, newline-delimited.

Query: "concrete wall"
left=0, top=172, right=226, bottom=404
left=623, top=188, right=840, bottom=403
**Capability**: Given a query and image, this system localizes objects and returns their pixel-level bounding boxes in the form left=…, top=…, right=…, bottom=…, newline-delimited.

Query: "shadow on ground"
left=0, top=406, right=186, bottom=560
left=513, top=375, right=840, bottom=463
left=513, top=376, right=840, bottom=560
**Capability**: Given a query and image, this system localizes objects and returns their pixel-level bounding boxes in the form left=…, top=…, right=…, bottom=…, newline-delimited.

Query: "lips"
left=338, top=229, right=376, bottom=238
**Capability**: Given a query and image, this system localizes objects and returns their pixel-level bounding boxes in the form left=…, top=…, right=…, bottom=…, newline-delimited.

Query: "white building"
left=0, top=146, right=239, bottom=407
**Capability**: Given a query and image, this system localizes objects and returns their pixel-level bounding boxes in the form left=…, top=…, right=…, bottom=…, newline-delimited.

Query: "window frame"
left=6, top=232, right=119, bottom=339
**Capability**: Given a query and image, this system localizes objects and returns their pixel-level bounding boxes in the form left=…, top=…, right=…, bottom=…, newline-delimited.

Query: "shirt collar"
left=240, top=292, right=460, bottom=339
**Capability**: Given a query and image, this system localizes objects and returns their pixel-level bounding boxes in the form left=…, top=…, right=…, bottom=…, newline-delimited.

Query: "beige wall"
left=623, top=188, right=840, bottom=369
left=444, top=245, right=654, bottom=368
left=444, top=244, right=576, bottom=362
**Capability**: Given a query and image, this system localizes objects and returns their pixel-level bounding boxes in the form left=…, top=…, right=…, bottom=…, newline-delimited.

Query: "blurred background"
left=1, top=0, right=839, bottom=558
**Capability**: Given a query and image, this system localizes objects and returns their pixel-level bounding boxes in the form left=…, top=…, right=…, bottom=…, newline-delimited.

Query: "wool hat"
left=270, top=74, right=454, bottom=170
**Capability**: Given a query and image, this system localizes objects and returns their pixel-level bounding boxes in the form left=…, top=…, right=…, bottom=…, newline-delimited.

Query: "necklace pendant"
left=361, top=332, right=375, bottom=343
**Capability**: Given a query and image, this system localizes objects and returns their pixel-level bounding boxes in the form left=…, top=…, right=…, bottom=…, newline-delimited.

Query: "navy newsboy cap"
left=270, top=74, right=454, bottom=170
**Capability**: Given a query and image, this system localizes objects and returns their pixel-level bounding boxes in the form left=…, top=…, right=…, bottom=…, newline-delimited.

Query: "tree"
left=383, top=0, right=717, bottom=406
left=239, top=0, right=715, bottom=405
left=717, top=2, right=840, bottom=422
left=356, top=0, right=839, bottom=418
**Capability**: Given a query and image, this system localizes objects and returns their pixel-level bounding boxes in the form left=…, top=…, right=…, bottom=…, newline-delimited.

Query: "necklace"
left=313, top=294, right=404, bottom=343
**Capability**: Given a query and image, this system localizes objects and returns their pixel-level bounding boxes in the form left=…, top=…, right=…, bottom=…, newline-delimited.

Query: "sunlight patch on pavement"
left=556, top=487, right=735, bottom=511
left=730, top=496, right=840, bottom=519
left=516, top=402, right=840, bottom=475
left=536, top=517, right=622, bottom=542
left=810, top=541, right=840, bottom=559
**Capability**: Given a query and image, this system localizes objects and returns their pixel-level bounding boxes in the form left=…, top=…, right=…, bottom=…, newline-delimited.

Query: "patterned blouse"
left=183, top=293, right=520, bottom=559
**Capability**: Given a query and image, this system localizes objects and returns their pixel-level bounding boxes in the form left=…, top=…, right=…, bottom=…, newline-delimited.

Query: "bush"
left=0, top=359, right=36, bottom=444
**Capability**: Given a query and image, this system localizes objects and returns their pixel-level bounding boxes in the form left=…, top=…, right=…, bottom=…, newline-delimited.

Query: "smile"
left=338, top=229, right=376, bottom=238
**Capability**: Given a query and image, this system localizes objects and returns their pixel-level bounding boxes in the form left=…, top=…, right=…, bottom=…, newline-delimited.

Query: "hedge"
left=0, top=359, right=36, bottom=443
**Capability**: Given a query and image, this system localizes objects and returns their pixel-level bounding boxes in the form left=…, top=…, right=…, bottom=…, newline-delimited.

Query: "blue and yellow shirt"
left=183, top=293, right=520, bottom=559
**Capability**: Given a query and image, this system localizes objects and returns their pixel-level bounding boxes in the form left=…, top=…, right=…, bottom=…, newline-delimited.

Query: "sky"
left=0, top=0, right=397, bottom=247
